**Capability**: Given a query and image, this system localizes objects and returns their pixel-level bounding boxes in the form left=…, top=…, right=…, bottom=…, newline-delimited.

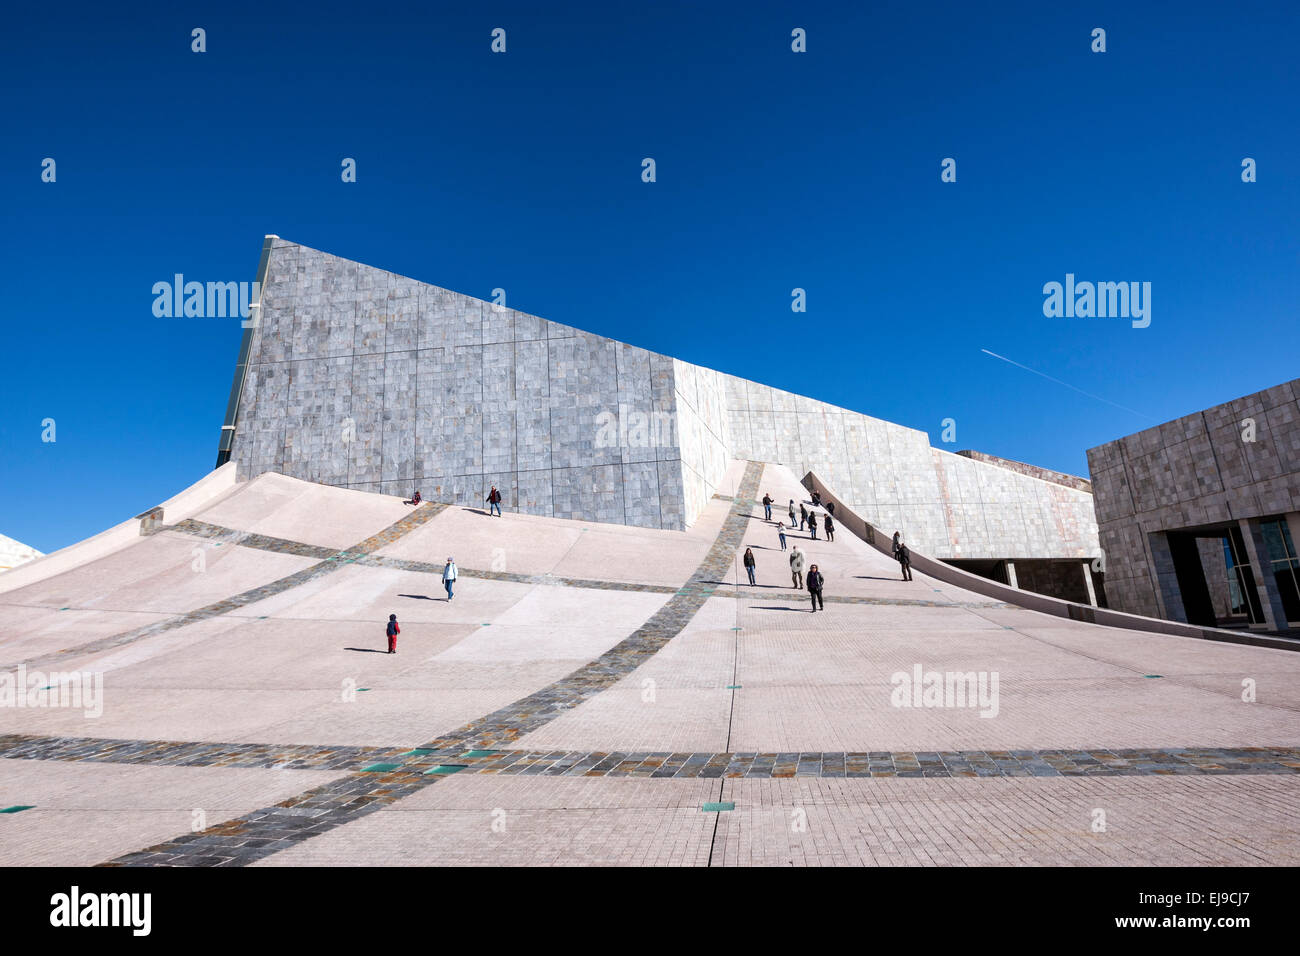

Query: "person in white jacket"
left=789, top=546, right=806, bottom=589
left=442, top=556, right=458, bottom=601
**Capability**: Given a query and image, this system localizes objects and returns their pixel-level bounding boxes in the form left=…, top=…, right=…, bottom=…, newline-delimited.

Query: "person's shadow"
left=399, top=593, right=436, bottom=600
left=344, top=647, right=388, bottom=653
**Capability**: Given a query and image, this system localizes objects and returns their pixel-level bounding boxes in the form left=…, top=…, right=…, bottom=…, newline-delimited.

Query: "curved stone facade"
left=220, top=238, right=1098, bottom=559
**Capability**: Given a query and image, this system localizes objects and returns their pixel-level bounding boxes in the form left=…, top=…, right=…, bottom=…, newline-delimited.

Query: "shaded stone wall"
left=231, top=239, right=693, bottom=530
left=1086, top=379, right=1300, bottom=619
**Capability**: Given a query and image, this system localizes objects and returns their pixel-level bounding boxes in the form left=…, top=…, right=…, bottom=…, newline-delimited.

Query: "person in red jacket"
left=386, top=614, right=400, bottom=653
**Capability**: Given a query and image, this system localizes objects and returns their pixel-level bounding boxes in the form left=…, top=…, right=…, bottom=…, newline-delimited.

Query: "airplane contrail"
left=980, top=349, right=1157, bottom=421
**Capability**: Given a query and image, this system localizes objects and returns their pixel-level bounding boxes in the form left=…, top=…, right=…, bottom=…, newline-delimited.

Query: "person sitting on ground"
left=404, top=490, right=422, bottom=506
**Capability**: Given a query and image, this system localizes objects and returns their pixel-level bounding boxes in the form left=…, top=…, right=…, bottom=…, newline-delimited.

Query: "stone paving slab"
left=247, top=772, right=1300, bottom=867
left=12, top=503, right=451, bottom=672
left=0, top=758, right=341, bottom=867
left=96, top=463, right=766, bottom=866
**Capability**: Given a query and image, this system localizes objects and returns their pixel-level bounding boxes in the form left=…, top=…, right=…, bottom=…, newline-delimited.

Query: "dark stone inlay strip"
left=13, top=732, right=1297, bottom=781
left=444, top=746, right=1300, bottom=778
left=0, top=733, right=402, bottom=772
left=99, top=462, right=766, bottom=867
left=14, top=503, right=450, bottom=671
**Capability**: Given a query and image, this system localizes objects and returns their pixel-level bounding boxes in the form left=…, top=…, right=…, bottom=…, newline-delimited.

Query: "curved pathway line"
left=9, top=503, right=450, bottom=671
left=98, top=462, right=766, bottom=867
left=101, top=517, right=1011, bottom=608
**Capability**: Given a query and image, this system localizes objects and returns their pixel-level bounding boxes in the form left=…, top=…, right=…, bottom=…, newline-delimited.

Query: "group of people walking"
left=743, top=543, right=825, bottom=612
left=755, top=491, right=838, bottom=613
left=763, top=495, right=835, bottom=550
left=750, top=490, right=918, bottom=612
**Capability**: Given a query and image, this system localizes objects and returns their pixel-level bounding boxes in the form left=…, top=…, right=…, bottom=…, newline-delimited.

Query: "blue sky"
left=3, top=1, right=1297, bottom=552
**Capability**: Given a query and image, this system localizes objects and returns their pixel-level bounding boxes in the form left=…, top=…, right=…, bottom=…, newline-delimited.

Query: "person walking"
left=799, top=503, right=808, bottom=531
left=777, top=522, right=787, bottom=551
left=898, top=543, right=913, bottom=582
left=824, top=513, right=835, bottom=542
left=386, top=613, right=400, bottom=653
left=788, top=499, right=797, bottom=527
left=808, top=511, right=818, bottom=540
left=807, top=564, right=825, bottom=612
left=743, top=547, right=757, bottom=586
left=442, top=556, right=458, bottom=600
left=789, top=546, right=805, bottom=589
left=486, top=486, right=502, bottom=517
left=762, top=494, right=773, bottom=522
left=892, top=531, right=902, bottom=560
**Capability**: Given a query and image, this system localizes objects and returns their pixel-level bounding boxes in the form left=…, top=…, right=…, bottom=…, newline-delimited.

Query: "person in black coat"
left=898, top=543, right=913, bottom=581
left=807, top=565, right=825, bottom=612
left=824, top=513, right=835, bottom=542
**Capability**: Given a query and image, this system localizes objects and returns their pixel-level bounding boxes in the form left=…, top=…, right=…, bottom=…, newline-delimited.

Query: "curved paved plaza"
left=2, top=461, right=1298, bottom=866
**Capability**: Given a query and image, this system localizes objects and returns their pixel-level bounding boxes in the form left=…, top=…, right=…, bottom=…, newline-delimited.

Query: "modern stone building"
left=217, top=238, right=1100, bottom=590
left=1087, top=378, right=1300, bottom=631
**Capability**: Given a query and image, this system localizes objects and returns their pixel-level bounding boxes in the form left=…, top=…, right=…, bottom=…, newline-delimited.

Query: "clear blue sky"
left=3, top=1, right=1297, bottom=552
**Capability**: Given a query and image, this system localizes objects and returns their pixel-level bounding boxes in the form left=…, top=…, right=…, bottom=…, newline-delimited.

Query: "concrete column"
left=1081, top=561, right=1098, bottom=606
left=1238, top=518, right=1286, bottom=630
left=1005, top=561, right=1018, bottom=588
